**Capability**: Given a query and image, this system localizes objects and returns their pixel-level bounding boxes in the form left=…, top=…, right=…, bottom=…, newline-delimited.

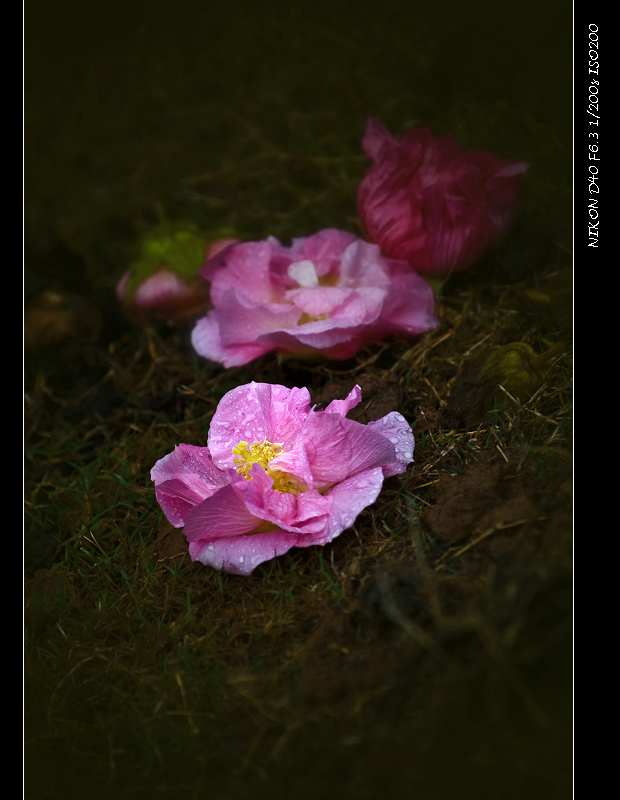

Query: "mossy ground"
left=25, top=2, right=572, bottom=798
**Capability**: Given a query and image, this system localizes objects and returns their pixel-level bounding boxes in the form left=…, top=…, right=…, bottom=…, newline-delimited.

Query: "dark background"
left=25, top=0, right=571, bottom=296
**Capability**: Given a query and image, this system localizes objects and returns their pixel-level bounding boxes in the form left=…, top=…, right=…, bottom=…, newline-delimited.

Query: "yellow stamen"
left=232, top=440, right=301, bottom=494
left=297, top=312, right=328, bottom=325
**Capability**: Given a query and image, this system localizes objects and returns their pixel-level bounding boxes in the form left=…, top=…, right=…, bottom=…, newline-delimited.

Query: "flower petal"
left=259, top=321, right=363, bottom=351
left=288, top=259, right=319, bottom=287
left=375, top=262, right=438, bottom=334
left=322, top=384, right=362, bottom=416
left=323, top=466, right=386, bottom=541
left=239, top=464, right=332, bottom=535
left=367, top=412, right=415, bottom=476
left=300, top=410, right=396, bottom=484
left=208, top=382, right=311, bottom=469
left=189, top=530, right=300, bottom=576
left=284, top=285, right=352, bottom=316
left=338, top=239, right=391, bottom=289
left=183, top=483, right=265, bottom=542
left=151, top=444, right=228, bottom=527
left=191, top=311, right=274, bottom=368
left=361, top=116, right=396, bottom=162
left=291, top=228, right=359, bottom=267
left=216, top=289, right=302, bottom=346
left=205, top=241, right=277, bottom=304
left=259, top=328, right=364, bottom=361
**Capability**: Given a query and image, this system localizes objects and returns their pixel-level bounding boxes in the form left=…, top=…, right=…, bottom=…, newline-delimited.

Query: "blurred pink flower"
left=116, top=268, right=211, bottom=327
left=151, top=382, right=414, bottom=575
left=357, top=118, right=529, bottom=276
left=191, top=229, right=436, bottom=367
left=116, top=227, right=237, bottom=327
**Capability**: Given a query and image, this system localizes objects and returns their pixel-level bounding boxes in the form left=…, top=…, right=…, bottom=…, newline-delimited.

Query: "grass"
left=25, top=1, right=571, bottom=798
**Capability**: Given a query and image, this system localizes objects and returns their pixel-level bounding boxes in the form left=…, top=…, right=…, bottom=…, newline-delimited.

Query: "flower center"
left=297, top=312, right=328, bottom=325
left=232, top=440, right=300, bottom=494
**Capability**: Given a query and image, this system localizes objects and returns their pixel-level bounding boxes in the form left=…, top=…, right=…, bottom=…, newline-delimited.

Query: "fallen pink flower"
left=151, top=382, right=414, bottom=575
left=116, top=226, right=238, bottom=327
left=116, top=268, right=211, bottom=327
left=357, top=117, right=529, bottom=276
left=191, top=229, right=437, bottom=367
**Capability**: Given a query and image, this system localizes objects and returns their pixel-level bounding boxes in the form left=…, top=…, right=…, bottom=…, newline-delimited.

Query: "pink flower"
left=191, top=229, right=437, bottom=367
left=151, top=382, right=414, bottom=575
left=116, top=268, right=212, bottom=327
left=357, top=118, right=529, bottom=276
left=116, top=225, right=238, bottom=327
